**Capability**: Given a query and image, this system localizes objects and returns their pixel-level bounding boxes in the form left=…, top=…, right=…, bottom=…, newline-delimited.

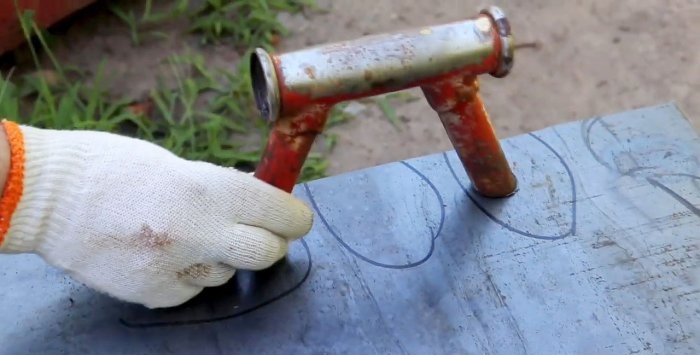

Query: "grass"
left=0, top=0, right=409, bottom=182
left=188, top=0, right=316, bottom=47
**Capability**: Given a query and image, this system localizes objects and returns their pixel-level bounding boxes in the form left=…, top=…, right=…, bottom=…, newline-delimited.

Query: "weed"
left=188, top=0, right=316, bottom=47
left=108, top=0, right=189, bottom=46
left=2, top=10, right=141, bottom=133
left=371, top=92, right=420, bottom=129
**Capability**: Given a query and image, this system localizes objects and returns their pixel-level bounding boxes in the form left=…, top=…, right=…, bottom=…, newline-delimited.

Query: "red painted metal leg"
left=254, top=104, right=330, bottom=192
left=422, top=76, right=517, bottom=198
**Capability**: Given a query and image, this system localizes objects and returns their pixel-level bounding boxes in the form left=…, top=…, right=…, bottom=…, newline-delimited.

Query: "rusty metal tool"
left=250, top=5, right=518, bottom=198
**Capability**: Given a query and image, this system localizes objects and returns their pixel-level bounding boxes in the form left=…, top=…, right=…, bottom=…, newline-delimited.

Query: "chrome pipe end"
left=250, top=48, right=281, bottom=123
left=480, top=6, right=514, bottom=78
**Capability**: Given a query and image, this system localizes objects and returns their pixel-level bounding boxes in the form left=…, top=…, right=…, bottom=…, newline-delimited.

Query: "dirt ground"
left=17, top=0, right=700, bottom=176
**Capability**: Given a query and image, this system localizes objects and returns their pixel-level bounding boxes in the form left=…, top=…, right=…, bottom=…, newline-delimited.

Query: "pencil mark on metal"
left=582, top=117, right=615, bottom=170
left=647, top=177, right=700, bottom=218
left=666, top=173, right=700, bottom=180
left=597, top=117, right=623, bottom=143
left=583, top=117, right=700, bottom=218
left=304, top=161, right=446, bottom=269
left=665, top=173, right=700, bottom=194
left=119, top=238, right=313, bottom=328
left=485, top=272, right=528, bottom=353
left=444, top=133, right=577, bottom=240
left=581, top=116, right=647, bottom=175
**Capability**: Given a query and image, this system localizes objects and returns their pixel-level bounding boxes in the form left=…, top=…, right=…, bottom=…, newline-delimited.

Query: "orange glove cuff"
left=0, top=120, right=25, bottom=246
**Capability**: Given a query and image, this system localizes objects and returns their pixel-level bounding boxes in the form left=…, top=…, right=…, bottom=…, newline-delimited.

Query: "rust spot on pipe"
left=304, top=66, right=316, bottom=79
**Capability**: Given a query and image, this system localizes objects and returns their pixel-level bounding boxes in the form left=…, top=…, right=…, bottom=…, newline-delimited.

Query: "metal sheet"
left=1, top=103, right=698, bottom=355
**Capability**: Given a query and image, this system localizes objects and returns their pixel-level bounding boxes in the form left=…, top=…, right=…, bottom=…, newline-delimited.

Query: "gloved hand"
left=0, top=120, right=313, bottom=308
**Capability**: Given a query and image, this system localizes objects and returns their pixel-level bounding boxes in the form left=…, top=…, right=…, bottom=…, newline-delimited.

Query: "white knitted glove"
left=0, top=120, right=313, bottom=308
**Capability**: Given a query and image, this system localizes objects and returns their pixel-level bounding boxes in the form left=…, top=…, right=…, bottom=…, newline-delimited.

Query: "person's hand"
left=0, top=120, right=313, bottom=308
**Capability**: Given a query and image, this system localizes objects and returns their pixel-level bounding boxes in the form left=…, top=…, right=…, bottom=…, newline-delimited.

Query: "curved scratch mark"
left=304, top=160, right=446, bottom=269
left=444, top=133, right=577, bottom=240
left=583, top=117, right=700, bottom=218
left=581, top=117, right=615, bottom=170
left=647, top=177, right=700, bottom=218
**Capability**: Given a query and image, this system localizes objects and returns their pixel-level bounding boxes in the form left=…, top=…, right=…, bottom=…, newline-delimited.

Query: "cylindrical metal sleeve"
left=253, top=104, right=330, bottom=192
left=274, top=13, right=502, bottom=113
left=421, top=76, right=517, bottom=197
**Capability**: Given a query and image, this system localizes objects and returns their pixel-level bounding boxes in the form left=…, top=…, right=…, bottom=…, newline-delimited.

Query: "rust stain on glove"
left=176, top=263, right=212, bottom=280
left=135, top=225, right=173, bottom=249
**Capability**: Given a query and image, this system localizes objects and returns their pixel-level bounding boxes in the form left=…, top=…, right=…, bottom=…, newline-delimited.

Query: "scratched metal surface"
left=1, top=103, right=698, bottom=355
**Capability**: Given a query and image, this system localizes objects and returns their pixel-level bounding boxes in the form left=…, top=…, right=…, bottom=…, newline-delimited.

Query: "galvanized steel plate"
left=1, top=103, right=698, bottom=354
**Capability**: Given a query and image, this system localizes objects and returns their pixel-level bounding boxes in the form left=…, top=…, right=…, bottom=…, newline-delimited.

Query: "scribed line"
left=647, top=177, right=700, bottom=218
left=583, top=116, right=700, bottom=218
left=581, top=117, right=614, bottom=171
left=531, top=133, right=579, bottom=237
left=662, top=173, right=700, bottom=193
left=119, top=239, right=313, bottom=328
left=444, top=133, right=577, bottom=240
left=665, top=173, right=700, bottom=181
left=303, top=160, right=446, bottom=269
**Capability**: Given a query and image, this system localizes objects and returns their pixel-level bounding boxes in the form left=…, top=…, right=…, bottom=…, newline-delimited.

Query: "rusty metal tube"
left=422, top=76, right=517, bottom=197
left=253, top=104, right=330, bottom=192
left=250, top=6, right=517, bottom=196
left=251, top=7, right=513, bottom=123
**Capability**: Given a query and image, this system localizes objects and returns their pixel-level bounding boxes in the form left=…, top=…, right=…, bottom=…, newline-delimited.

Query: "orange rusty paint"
left=421, top=76, right=517, bottom=197
left=0, top=0, right=95, bottom=55
left=254, top=103, right=330, bottom=192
